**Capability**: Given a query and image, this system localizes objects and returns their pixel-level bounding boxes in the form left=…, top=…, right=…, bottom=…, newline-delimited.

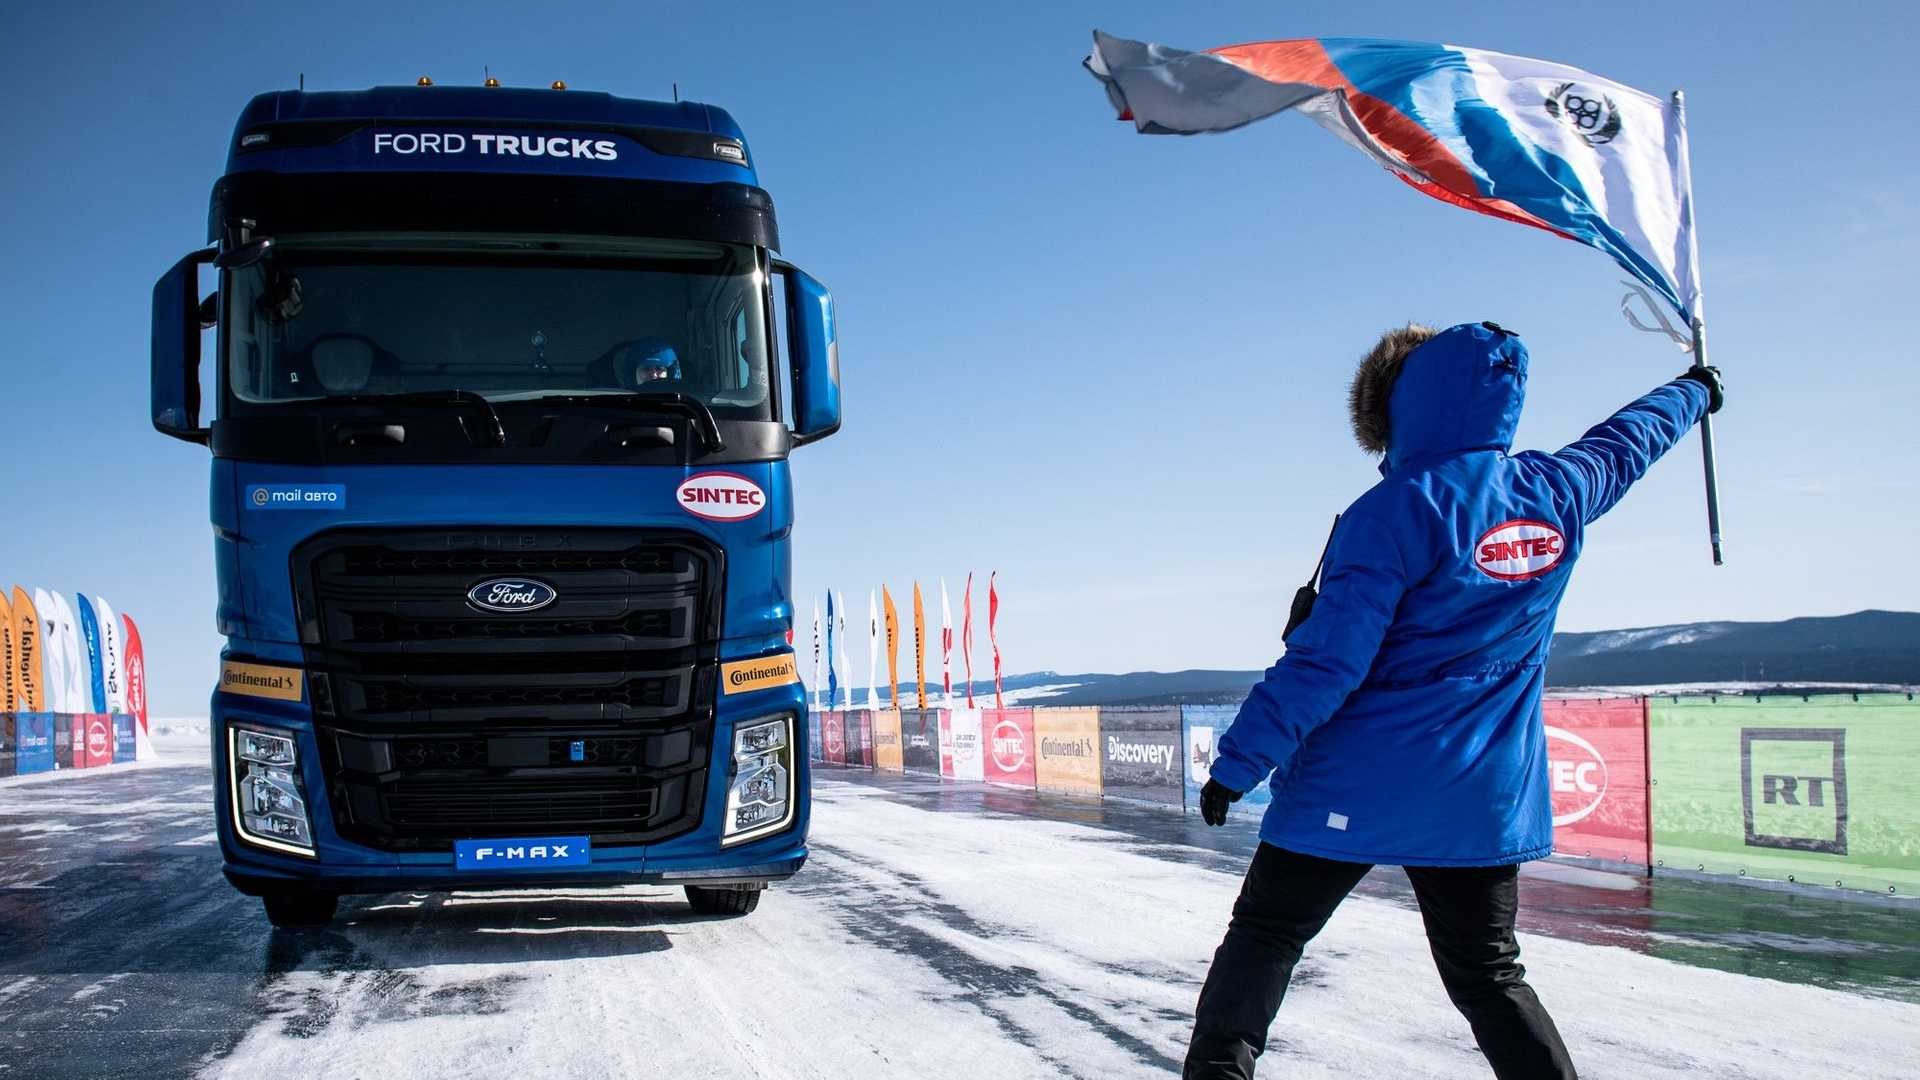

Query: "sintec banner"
left=1543, top=698, right=1650, bottom=866
left=1650, top=695, right=1920, bottom=895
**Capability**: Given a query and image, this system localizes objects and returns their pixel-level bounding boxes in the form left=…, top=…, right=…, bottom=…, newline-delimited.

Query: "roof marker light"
left=485, top=76, right=501, bottom=87
left=417, top=76, right=433, bottom=86
left=239, top=132, right=270, bottom=148
left=551, top=80, right=568, bottom=90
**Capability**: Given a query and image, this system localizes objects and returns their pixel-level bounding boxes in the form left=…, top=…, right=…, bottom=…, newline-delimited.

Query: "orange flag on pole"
left=882, top=586, right=901, bottom=707
left=912, top=583, right=927, bottom=709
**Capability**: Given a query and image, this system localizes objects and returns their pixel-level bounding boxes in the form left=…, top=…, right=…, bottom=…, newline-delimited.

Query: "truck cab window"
left=224, top=238, right=774, bottom=420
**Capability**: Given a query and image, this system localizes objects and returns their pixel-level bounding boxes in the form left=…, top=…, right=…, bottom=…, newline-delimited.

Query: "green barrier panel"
left=1649, top=694, right=1920, bottom=896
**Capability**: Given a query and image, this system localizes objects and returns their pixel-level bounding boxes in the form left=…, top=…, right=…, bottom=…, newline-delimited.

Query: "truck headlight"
left=723, top=715, right=794, bottom=845
left=229, top=723, right=316, bottom=856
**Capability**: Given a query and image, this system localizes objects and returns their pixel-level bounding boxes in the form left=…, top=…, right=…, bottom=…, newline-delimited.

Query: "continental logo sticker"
left=721, top=652, right=799, bottom=695
left=220, top=660, right=304, bottom=702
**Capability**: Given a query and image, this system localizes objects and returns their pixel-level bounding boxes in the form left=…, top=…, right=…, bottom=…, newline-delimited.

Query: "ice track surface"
left=2, top=734, right=1916, bottom=1078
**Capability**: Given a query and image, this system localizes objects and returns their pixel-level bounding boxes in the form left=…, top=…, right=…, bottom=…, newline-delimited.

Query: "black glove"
left=1677, top=365, right=1724, bottom=415
left=1200, top=779, right=1243, bottom=827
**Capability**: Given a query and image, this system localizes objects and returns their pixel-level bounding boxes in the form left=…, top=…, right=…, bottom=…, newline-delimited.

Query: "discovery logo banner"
left=247, top=484, right=347, bottom=510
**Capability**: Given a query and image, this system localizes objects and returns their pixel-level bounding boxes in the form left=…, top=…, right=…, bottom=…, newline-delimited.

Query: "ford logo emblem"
left=466, top=577, right=558, bottom=614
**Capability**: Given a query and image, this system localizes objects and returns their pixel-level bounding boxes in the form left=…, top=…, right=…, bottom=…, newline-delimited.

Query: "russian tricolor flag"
left=1087, top=31, right=1701, bottom=327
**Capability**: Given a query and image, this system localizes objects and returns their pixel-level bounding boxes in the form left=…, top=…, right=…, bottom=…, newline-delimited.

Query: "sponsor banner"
left=1099, top=706, right=1183, bottom=805
left=220, top=660, right=303, bottom=703
left=112, top=713, right=137, bottom=762
left=901, top=709, right=942, bottom=775
left=940, top=708, right=985, bottom=782
left=981, top=708, right=1037, bottom=789
left=843, top=711, right=874, bottom=769
left=1650, top=694, right=1920, bottom=895
left=1543, top=698, right=1649, bottom=866
left=721, top=651, right=800, bottom=696
left=873, top=708, right=904, bottom=772
left=0, top=717, right=12, bottom=778
left=807, top=709, right=822, bottom=763
left=1033, top=707, right=1102, bottom=796
left=822, top=710, right=847, bottom=766
left=52, top=714, right=72, bottom=769
left=1182, top=706, right=1272, bottom=809
left=14, top=714, right=52, bottom=774
left=74, top=714, right=113, bottom=768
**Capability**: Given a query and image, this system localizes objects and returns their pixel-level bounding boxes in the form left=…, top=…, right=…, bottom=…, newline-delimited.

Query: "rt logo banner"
left=1741, top=727, right=1847, bottom=856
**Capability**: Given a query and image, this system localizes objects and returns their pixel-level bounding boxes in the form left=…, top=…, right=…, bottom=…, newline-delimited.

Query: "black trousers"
left=1185, top=843, right=1576, bottom=1079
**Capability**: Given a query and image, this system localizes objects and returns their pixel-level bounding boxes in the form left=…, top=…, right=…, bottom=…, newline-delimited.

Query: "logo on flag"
left=1545, top=83, right=1621, bottom=145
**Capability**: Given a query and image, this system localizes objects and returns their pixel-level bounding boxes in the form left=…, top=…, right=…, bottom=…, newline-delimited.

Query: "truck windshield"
left=224, top=237, right=774, bottom=421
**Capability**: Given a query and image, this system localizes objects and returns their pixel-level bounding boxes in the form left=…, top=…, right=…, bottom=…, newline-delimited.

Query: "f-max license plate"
left=454, top=836, right=591, bottom=870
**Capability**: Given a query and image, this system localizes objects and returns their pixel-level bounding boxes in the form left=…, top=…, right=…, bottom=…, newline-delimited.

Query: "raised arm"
left=1208, top=510, right=1408, bottom=795
left=1550, top=376, right=1712, bottom=525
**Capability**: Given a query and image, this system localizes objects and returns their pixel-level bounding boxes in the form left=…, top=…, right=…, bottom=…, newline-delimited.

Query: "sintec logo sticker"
left=677, top=473, right=764, bottom=522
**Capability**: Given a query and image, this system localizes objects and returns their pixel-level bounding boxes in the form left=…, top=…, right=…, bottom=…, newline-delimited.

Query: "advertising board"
left=981, top=708, right=1037, bottom=789
left=1098, top=706, right=1183, bottom=805
left=1033, top=707, right=1101, bottom=796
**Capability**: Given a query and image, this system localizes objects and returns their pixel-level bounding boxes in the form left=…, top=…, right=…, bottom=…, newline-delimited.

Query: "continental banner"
left=1099, top=706, right=1183, bottom=805
left=873, top=708, right=904, bottom=772
left=1543, top=697, right=1650, bottom=866
left=901, top=709, right=942, bottom=775
left=940, top=708, right=985, bottom=782
left=1650, top=694, right=1920, bottom=895
left=1182, top=706, right=1271, bottom=809
left=982, top=708, right=1037, bottom=788
left=823, top=710, right=846, bottom=766
left=843, top=711, right=874, bottom=769
left=1033, top=707, right=1101, bottom=796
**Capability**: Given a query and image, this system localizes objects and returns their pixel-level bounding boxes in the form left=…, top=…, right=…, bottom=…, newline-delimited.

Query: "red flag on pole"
left=988, top=572, right=1002, bottom=709
left=961, top=572, right=974, bottom=708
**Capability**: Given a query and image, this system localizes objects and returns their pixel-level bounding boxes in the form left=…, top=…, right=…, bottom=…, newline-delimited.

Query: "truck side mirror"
left=776, top=260, right=840, bottom=446
left=153, top=247, right=217, bottom=445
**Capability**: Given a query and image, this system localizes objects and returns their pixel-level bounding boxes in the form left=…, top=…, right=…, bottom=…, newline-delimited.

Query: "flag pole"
left=1673, top=89, right=1722, bottom=566
left=1692, top=316, right=1723, bottom=566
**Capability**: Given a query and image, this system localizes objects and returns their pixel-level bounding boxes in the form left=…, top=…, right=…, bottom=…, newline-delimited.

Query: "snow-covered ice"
left=2, top=740, right=1915, bottom=1079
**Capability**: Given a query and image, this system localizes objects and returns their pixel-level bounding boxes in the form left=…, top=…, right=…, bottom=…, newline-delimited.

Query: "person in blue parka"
left=1184, top=321, right=1723, bottom=1080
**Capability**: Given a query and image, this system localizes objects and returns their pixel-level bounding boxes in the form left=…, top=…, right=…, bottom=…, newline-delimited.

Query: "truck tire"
left=684, top=883, right=763, bottom=916
left=262, top=891, right=339, bottom=929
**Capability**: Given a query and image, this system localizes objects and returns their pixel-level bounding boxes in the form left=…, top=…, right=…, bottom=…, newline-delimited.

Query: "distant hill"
left=1545, top=610, right=1920, bottom=687
left=906, top=611, right=1919, bottom=708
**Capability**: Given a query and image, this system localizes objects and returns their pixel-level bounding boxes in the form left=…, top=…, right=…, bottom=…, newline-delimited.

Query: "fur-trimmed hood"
left=1353, top=322, right=1528, bottom=472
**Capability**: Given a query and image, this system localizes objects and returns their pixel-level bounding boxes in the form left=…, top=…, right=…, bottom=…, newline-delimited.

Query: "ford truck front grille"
left=292, top=528, right=723, bottom=851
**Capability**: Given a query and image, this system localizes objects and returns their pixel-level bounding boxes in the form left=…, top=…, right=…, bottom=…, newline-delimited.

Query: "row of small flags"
left=0, top=584, right=151, bottom=729
left=810, top=573, right=1002, bottom=711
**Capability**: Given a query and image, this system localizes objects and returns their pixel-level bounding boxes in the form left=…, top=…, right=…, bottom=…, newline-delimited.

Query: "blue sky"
left=2, top=1, right=1915, bottom=713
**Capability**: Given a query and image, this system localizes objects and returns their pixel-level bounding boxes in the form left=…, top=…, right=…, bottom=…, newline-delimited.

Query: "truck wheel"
left=684, top=883, right=763, bottom=916
left=262, top=891, right=339, bottom=929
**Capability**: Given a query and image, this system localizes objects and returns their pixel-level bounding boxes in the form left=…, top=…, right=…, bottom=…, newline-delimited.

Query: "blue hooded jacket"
left=1209, top=322, right=1709, bottom=866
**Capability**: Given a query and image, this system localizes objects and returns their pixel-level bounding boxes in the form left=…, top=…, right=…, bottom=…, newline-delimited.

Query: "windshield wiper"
left=306, top=390, right=507, bottom=448
left=516, top=392, right=725, bottom=453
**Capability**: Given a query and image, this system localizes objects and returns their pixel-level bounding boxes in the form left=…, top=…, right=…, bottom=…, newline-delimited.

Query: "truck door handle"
left=609, top=423, right=675, bottom=449
left=333, top=422, right=406, bottom=447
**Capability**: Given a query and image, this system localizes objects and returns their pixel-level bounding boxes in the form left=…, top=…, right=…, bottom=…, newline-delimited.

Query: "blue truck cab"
left=150, top=80, right=841, bottom=927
